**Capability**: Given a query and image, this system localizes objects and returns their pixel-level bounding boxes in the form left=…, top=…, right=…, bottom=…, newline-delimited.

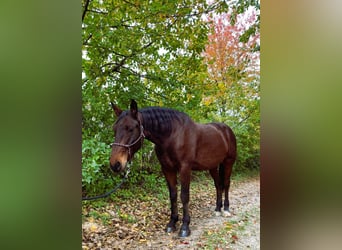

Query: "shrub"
left=82, top=136, right=115, bottom=196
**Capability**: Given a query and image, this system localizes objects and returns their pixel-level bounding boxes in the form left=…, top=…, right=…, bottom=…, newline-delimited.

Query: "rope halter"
left=111, top=125, right=145, bottom=161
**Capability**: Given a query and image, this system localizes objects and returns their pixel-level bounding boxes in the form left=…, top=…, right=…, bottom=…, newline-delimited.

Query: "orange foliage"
left=203, top=9, right=260, bottom=91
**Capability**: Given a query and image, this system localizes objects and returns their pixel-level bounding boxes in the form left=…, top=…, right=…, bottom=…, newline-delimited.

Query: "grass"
left=117, top=210, right=137, bottom=223
left=192, top=167, right=259, bottom=183
left=232, top=167, right=259, bottom=182
left=87, top=210, right=112, bottom=225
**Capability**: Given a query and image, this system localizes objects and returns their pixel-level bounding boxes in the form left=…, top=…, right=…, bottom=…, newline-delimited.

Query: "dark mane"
left=140, top=107, right=189, bottom=136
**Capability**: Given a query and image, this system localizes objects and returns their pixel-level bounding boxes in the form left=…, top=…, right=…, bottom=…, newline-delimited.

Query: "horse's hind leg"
left=222, top=159, right=234, bottom=217
left=209, top=168, right=223, bottom=216
left=179, top=166, right=192, bottom=237
left=222, top=125, right=236, bottom=217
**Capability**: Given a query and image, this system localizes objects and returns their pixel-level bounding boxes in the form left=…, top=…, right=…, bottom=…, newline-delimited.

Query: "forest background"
left=82, top=0, right=260, bottom=195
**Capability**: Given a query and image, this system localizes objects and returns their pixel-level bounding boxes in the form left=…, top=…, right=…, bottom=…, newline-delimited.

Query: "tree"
left=201, top=7, right=260, bottom=170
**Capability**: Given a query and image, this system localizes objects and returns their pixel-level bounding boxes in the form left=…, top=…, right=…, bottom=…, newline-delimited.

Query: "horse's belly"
left=191, top=145, right=228, bottom=170
left=191, top=156, right=224, bottom=170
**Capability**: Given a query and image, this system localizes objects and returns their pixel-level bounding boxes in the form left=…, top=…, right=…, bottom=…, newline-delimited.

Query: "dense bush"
left=82, top=137, right=114, bottom=196
left=82, top=137, right=164, bottom=197
left=235, top=126, right=260, bottom=171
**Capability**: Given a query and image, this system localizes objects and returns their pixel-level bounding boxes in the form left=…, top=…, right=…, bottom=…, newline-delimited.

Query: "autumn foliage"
left=203, top=7, right=259, bottom=106
left=202, top=7, right=260, bottom=170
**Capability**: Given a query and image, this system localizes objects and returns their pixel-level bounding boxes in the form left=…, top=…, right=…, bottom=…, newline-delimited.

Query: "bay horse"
left=110, top=99, right=236, bottom=237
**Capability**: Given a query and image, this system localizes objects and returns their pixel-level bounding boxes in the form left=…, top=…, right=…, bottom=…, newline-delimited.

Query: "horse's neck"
left=140, top=111, right=166, bottom=145
left=141, top=124, right=158, bottom=145
left=140, top=108, right=190, bottom=145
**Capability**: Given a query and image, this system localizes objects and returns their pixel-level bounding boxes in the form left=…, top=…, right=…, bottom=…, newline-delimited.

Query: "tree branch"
left=82, top=0, right=91, bottom=22
left=237, top=113, right=251, bottom=126
left=100, top=41, right=154, bottom=73
left=110, top=57, right=128, bottom=73
left=83, top=34, right=92, bottom=45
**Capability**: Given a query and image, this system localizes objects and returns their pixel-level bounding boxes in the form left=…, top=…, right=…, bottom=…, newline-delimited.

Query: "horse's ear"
left=130, top=99, right=138, bottom=118
left=111, top=102, right=122, bottom=117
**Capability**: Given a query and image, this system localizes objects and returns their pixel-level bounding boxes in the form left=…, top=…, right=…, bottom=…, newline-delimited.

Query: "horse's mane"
left=140, top=107, right=190, bottom=136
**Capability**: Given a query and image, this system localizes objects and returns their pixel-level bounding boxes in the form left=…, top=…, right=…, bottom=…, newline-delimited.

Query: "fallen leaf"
left=180, top=240, right=189, bottom=245
left=231, top=234, right=239, bottom=243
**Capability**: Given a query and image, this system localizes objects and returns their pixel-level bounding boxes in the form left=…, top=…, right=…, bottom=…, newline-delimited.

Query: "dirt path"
left=82, top=176, right=260, bottom=249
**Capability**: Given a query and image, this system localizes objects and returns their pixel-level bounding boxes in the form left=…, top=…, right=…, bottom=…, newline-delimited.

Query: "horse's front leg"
left=163, top=170, right=178, bottom=233
left=179, top=168, right=191, bottom=237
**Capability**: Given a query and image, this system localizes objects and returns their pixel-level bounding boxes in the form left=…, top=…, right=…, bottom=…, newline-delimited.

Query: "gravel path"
left=82, top=175, right=260, bottom=249
left=229, top=177, right=260, bottom=249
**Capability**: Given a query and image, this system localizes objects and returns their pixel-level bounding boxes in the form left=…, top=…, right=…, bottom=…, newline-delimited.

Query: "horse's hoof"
left=166, top=226, right=176, bottom=233
left=178, top=228, right=191, bottom=237
left=223, top=210, right=231, bottom=217
left=215, top=211, right=221, bottom=217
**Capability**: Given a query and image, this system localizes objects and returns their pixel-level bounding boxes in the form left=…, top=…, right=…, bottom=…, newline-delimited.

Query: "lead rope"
left=81, top=165, right=131, bottom=201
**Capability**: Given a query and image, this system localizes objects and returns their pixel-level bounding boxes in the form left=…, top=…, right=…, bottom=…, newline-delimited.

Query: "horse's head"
left=109, top=99, right=144, bottom=172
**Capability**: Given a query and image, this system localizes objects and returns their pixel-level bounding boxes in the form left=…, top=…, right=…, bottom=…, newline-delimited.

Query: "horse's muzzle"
left=110, top=161, right=122, bottom=172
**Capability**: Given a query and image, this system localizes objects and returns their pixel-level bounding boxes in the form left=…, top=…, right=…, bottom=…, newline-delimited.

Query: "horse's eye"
left=125, top=126, right=133, bottom=132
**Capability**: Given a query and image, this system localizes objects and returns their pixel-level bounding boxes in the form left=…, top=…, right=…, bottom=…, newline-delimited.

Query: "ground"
left=82, top=174, right=260, bottom=249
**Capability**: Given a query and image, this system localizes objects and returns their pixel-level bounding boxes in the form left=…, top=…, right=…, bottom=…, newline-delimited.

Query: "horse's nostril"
left=111, top=162, right=121, bottom=172
left=115, top=162, right=121, bottom=170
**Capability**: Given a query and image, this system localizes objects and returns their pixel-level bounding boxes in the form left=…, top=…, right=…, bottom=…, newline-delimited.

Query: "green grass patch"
left=191, top=168, right=259, bottom=184
left=87, top=210, right=112, bottom=225
left=231, top=167, right=259, bottom=182
left=117, top=210, right=137, bottom=223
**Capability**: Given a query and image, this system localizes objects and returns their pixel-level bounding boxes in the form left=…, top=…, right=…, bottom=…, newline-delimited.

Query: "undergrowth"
left=82, top=167, right=259, bottom=216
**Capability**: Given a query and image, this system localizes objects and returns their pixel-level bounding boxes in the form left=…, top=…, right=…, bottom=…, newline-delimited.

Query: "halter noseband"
left=111, top=125, right=145, bottom=160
